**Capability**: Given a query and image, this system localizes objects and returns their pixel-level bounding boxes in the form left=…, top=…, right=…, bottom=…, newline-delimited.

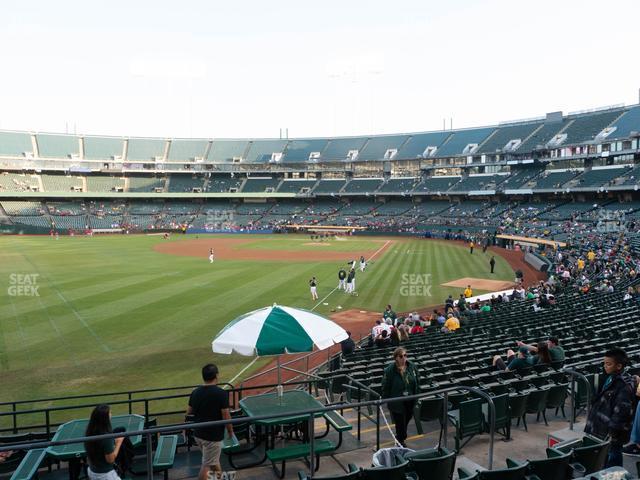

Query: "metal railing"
left=562, top=368, right=592, bottom=431
left=0, top=387, right=497, bottom=479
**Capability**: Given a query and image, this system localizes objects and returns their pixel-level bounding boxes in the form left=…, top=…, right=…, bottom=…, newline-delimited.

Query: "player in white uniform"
left=337, top=268, right=347, bottom=290
left=359, top=255, right=366, bottom=272
left=208, top=248, right=214, bottom=263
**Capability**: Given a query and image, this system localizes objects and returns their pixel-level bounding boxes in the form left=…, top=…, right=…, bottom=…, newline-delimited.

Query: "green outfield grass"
left=0, top=234, right=513, bottom=410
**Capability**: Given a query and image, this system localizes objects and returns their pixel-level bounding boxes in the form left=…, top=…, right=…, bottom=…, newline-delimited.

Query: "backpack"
left=114, top=436, right=135, bottom=477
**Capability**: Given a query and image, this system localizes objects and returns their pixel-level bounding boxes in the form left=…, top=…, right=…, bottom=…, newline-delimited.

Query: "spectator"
left=187, top=364, right=234, bottom=480
left=464, top=285, right=473, bottom=298
left=410, top=321, right=424, bottom=335
left=84, top=404, right=125, bottom=480
left=585, top=348, right=637, bottom=467
left=458, top=294, right=467, bottom=311
left=436, top=311, right=446, bottom=326
left=442, top=313, right=460, bottom=333
left=622, top=377, right=640, bottom=454
left=371, top=320, right=385, bottom=340
left=548, top=337, right=565, bottom=362
left=340, top=331, right=356, bottom=356
left=383, top=305, right=396, bottom=325
left=375, top=330, right=391, bottom=348
left=531, top=342, right=552, bottom=365
left=493, top=347, right=532, bottom=372
left=381, top=347, right=420, bottom=448
left=480, top=302, right=491, bottom=313
left=0, top=451, right=13, bottom=463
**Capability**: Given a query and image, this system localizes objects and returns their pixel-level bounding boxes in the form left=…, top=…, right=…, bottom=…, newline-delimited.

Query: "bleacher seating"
left=10, top=216, right=51, bottom=228
left=413, top=176, right=460, bottom=193
left=533, top=170, right=580, bottom=190
left=0, top=173, right=39, bottom=192
left=282, top=139, right=328, bottom=162
left=539, top=202, right=596, bottom=220
left=89, top=215, right=122, bottom=229
left=374, top=201, right=413, bottom=215
left=562, top=109, right=623, bottom=145
left=321, top=138, right=367, bottom=161
left=126, top=215, right=157, bottom=228
left=276, top=179, right=317, bottom=193
left=129, top=202, right=164, bottom=214
left=449, top=175, right=506, bottom=192
left=86, top=175, right=125, bottom=192
left=36, top=134, right=79, bottom=158
left=477, top=122, right=542, bottom=154
left=313, top=179, right=347, bottom=194
left=516, top=121, right=568, bottom=152
left=377, top=177, right=418, bottom=194
left=1, top=201, right=44, bottom=216
left=574, top=167, right=628, bottom=188
left=127, top=176, right=166, bottom=192
left=83, top=136, right=124, bottom=160
left=167, top=139, right=209, bottom=161
left=0, top=131, right=33, bottom=157
left=436, top=127, right=495, bottom=157
left=607, top=105, right=640, bottom=141
left=127, top=138, right=166, bottom=161
left=245, top=140, right=288, bottom=163
left=47, top=202, right=86, bottom=215
left=50, top=215, right=87, bottom=230
left=242, top=177, right=280, bottom=193
left=41, top=174, right=83, bottom=192
left=206, top=174, right=243, bottom=193
left=357, top=135, right=409, bottom=161
left=395, top=131, right=452, bottom=159
left=342, top=178, right=383, bottom=194
left=168, top=175, right=205, bottom=193
left=499, top=168, right=543, bottom=190
left=207, top=140, right=249, bottom=162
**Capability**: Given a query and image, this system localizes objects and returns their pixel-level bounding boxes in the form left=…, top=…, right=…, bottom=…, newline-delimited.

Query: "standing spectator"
left=383, top=305, right=396, bottom=325
left=84, top=405, right=125, bottom=480
left=187, top=364, right=234, bottom=480
left=340, top=331, right=356, bottom=356
left=585, top=349, right=637, bottom=467
left=464, top=285, right=473, bottom=299
left=382, top=347, right=420, bottom=447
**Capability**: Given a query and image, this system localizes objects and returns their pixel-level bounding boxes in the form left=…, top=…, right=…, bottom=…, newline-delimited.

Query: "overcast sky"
left=1, top=0, right=639, bottom=139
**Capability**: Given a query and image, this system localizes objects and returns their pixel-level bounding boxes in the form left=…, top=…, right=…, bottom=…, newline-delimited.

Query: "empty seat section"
left=357, top=135, right=408, bottom=161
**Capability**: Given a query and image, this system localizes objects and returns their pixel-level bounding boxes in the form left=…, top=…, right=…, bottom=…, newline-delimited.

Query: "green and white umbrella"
left=212, top=304, right=348, bottom=384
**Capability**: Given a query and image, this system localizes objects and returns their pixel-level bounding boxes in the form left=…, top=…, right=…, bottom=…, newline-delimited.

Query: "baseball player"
left=208, top=248, right=214, bottom=263
left=337, top=268, right=347, bottom=290
left=359, top=255, right=366, bottom=272
left=346, top=268, right=356, bottom=294
left=309, top=276, right=318, bottom=300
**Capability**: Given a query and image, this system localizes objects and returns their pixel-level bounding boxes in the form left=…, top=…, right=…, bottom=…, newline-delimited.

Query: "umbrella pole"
left=277, top=355, right=281, bottom=386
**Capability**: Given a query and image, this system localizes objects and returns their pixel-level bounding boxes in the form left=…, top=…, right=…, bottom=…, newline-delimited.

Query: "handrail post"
left=569, top=375, right=575, bottom=430
left=45, top=410, right=51, bottom=440
left=12, top=403, right=17, bottom=434
left=144, top=400, right=149, bottom=423
left=145, top=432, right=153, bottom=480
left=375, top=400, right=380, bottom=451
left=308, top=412, right=315, bottom=478
left=357, top=384, right=361, bottom=441
left=441, top=392, right=448, bottom=450
left=128, top=393, right=132, bottom=415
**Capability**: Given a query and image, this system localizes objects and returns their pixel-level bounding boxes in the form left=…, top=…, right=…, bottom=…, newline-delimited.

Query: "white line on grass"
left=369, top=239, right=392, bottom=261
left=228, top=357, right=259, bottom=385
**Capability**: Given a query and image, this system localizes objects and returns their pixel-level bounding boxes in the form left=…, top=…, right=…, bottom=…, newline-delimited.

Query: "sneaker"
left=622, top=443, right=640, bottom=455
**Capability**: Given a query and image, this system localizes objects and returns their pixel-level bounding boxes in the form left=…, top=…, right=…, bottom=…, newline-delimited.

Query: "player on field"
left=338, top=268, right=347, bottom=290
left=208, top=248, right=214, bottom=263
left=309, top=276, right=318, bottom=300
left=359, top=255, right=366, bottom=272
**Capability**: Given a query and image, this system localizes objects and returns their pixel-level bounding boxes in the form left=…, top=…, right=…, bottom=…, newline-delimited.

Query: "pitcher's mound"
left=442, top=277, right=514, bottom=291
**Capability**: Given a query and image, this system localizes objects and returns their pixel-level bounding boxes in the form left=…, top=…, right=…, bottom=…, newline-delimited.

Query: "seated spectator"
left=480, top=302, right=491, bottom=312
left=442, top=313, right=460, bottom=333
left=623, top=286, right=634, bottom=301
left=375, top=330, right=392, bottom=348
left=548, top=337, right=565, bottom=362
left=397, top=324, right=410, bottom=342
left=0, top=451, right=13, bottom=463
left=371, top=320, right=385, bottom=340
left=493, top=347, right=532, bottom=371
left=436, top=311, right=446, bottom=325
left=530, top=342, right=552, bottom=365
left=410, top=321, right=424, bottom=335
left=444, top=295, right=454, bottom=313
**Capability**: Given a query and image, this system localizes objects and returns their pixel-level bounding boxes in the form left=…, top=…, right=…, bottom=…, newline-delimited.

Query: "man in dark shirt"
left=337, top=268, right=347, bottom=291
left=187, top=364, right=234, bottom=480
left=489, top=256, right=496, bottom=274
left=340, top=331, right=356, bottom=356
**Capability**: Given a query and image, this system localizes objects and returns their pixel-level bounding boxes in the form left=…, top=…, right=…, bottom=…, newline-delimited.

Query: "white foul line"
left=369, top=239, right=392, bottom=261
left=228, top=356, right=259, bottom=385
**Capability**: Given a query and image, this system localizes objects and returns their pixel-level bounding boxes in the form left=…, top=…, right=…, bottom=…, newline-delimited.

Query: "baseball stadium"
left=2, top=2, right=640, bottom=480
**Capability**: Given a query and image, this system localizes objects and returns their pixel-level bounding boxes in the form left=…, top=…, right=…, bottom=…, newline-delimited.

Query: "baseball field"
left=0, top=233, right=514, bottom=406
